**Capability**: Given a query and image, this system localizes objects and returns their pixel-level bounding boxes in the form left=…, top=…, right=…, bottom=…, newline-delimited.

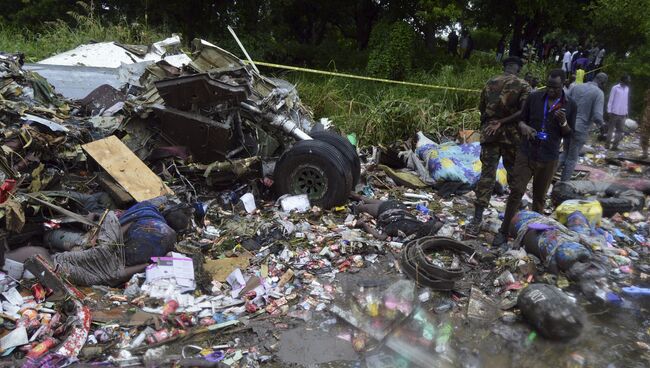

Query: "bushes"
left=281, top=61, right=500, bottom=145
left=0, top=7, right=511, bottom=146
left=0, top=6, right=163, bottom=62
left=366, top=21, right=416, bottom=80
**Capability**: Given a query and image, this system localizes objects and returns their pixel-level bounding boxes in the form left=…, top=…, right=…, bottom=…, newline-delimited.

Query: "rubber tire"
left=309, top=130, right=361, bottom=187
left=274, top=140, right=353, bottom=209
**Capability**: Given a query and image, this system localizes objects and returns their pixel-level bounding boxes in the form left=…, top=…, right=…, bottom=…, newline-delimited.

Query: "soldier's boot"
left=465, top=206, right=484, bottom=236
left=492, top=231, right=508, bottom=249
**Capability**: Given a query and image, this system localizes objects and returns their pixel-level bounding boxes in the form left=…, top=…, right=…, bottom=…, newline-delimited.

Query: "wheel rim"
left=291, top=164, right=328, bottom=200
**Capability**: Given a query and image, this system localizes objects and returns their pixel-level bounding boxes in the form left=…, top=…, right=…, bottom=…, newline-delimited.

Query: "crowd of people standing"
left=466, top=48, right=650, bottom=248
left=447, top=30, right=474, bottom=59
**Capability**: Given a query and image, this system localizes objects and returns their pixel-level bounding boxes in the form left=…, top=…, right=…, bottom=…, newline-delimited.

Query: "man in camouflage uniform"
left=641, top=89, right=650, bottom=159
left=466, top=56, right=531, bottom=235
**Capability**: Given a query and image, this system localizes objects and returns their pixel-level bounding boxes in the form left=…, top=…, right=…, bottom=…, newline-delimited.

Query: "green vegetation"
left=0, top=4, right=164, bottom=62
left=1, top=0, right=648, bottom=144
left=284, top=64, right=500, bottom=145
left=366, top=21, right=416, bottom=80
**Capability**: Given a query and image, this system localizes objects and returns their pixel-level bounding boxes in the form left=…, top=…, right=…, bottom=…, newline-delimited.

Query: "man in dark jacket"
left=494, top=69, right=577, bottom=247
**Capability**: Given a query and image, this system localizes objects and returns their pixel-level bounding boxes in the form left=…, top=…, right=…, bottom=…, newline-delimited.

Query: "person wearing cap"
left=466, top=56, right=531, bottom=236
left=605, top=74, right=631, bottom=150
left=494, top=69, right=577, bottom=248
left=559, top=72, right=608, bottom=181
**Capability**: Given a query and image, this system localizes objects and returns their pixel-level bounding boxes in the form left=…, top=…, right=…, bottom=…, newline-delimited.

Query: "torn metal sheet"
left=152, top=105, right=237, bottom=163
left=189, top=41, right=245, bottom=72
left=23, top=64, right=121, bottom=100
left=21, top=114, right=69, bottom=133
left=78, top=84, right=125, bottom=116
left=37, top=36, right=190, bottom=68
left=154, top=73, right=251, bottom=111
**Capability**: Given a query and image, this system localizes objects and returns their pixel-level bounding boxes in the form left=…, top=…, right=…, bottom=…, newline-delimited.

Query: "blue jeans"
left=559, top=133, right=587, bottom=181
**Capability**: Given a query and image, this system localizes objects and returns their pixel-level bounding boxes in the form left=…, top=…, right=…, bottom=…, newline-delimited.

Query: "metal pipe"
left=240, top=102, right=312, bottom=141
left=270, top=114, right=312, bottom=141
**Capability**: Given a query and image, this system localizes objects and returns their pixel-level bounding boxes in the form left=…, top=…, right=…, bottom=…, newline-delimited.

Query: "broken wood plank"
left=97, top=172, right=134, bottom=207
left=82, top=135, right=173, bottom=202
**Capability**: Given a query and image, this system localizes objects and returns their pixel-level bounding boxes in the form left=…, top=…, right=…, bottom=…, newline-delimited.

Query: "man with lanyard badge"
left=493, top=69, right=577, bottom=248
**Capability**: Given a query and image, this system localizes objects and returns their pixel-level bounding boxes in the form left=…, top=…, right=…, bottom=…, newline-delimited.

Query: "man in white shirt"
left=595, top=47, right=605, bottom=67
left=606, top=74, right=631, bottom=150
left=562, top=49, right=572, bottom=73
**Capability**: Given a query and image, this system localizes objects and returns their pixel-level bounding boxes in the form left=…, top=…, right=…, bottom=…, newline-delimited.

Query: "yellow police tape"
left=250, top=60, right=481, bottom=93
left=248, top=60, right=606, bottom=93
left=585, top=65, right=606, bottom=75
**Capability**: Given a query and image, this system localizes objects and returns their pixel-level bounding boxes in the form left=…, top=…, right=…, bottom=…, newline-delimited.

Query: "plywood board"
left=82, top=135, right=172, bottom=202
left=204, top=255, right=251, bottom=282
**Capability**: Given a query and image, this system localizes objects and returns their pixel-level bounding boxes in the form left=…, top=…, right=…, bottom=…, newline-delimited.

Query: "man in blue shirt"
left=559, top=73, right=608, bottom=181
left=494, top=69, right=577, bottom=247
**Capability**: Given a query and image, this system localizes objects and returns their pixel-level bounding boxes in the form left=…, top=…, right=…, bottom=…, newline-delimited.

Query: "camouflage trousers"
left=474, top=142, right=517, bottom=208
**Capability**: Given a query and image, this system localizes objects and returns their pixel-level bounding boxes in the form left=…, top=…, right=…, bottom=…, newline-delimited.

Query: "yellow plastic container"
left=553, top=200, right=603, bottom=226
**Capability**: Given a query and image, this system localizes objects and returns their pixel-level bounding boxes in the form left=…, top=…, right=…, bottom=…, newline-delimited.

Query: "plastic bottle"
left=416, top=204, right=430, bottom=215
left=365, top=290, right=380, bottom=317
left=161, top=300, right=179, bottom=318
left=27, top=337, right=57, bottom=359
left=435, top=323, right=452, bottom=353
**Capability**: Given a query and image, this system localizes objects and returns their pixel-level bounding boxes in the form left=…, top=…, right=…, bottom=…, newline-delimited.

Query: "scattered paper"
left=2, top=258, right=35, bottom=280
left=226, top=268, right=246, bottom=298
left=239, top=193, right=256, bottom=214
left=280, top=194, right=310, bottom=213
left=1, top=287, right=23, bottom=305
left=0, top=326, right=28, bottom=352
left=1, top=301, right=20, bottom=318
left=145, top=252, right=195, bottom=292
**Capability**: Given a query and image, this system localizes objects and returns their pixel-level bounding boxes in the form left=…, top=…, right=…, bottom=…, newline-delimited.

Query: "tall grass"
left=0, top=2, right=548, bottom=144
left=277, top=62, right=502, bottom=145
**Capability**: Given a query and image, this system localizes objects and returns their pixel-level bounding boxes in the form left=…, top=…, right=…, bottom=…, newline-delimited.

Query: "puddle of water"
left=278, top=327, right=358, bottom=366
left=276, top=259, right=650, bottom=368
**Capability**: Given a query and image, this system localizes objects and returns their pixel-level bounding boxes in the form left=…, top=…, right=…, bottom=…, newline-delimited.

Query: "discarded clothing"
left=416, top=141, right=508, bottom=189
left=518, top=284, right=584, bottom=340
left=377, top=202, right=442, bottom=238
left=51, top=211, right=125, bottom=286
left=512, top=211, right=593, bottom=273
left=119, top=197, right=177, bottom=266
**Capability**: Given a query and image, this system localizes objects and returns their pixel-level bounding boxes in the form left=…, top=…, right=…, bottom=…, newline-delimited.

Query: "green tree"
left=366, top=20, right=415, bottom=79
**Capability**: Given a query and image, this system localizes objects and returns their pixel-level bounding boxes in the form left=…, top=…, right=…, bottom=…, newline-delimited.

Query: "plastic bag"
left=553, top=200, right=602, bottom=226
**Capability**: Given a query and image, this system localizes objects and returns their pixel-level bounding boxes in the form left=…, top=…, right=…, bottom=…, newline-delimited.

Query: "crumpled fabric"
left=512, top=211, right=593, bottom=272
left=52, top=211, right=125, bottom=286
left=23, top=353, right=77, bottom=368
left=400, top=149, right=436, bottom=186
left=416, top=142, right=508, bottom=189
left=119, top=197, right=176, bottom=266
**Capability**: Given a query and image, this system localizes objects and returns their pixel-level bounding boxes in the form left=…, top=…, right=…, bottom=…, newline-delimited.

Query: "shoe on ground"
left=492, top=232, right=508, bottom=247
left=465, top=221, right=481, bottom=236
